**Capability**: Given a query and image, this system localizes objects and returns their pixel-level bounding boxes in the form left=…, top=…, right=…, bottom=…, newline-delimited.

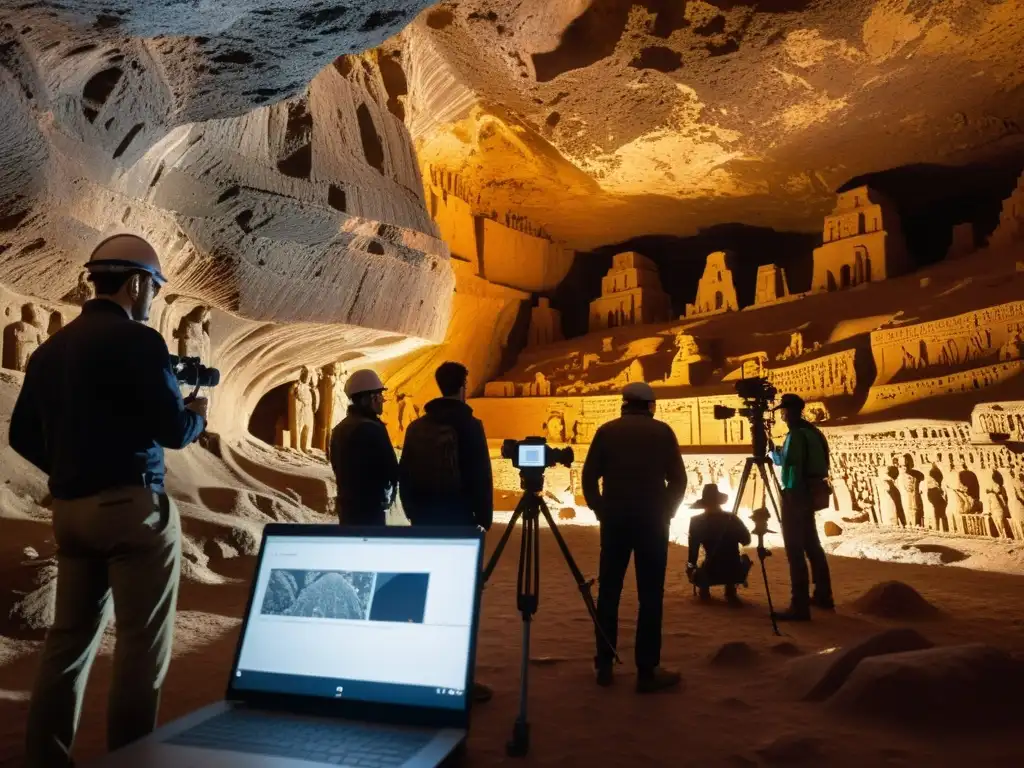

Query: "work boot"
left=811, top=593, right=835, bottom=611
left=698, top=586, right=711, bottom=601
left=636, top=667, right=681, bottom=694
left=725, top=585, right=742, bottom=607
left=472, top=682, right=493, bottom=703
left=595, top=665, right=614, bottom=687
left=775, top=604, right=811, bottom=622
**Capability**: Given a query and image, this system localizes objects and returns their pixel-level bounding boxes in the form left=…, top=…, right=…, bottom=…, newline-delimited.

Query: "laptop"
left=88, top=523, right=485, bottom=767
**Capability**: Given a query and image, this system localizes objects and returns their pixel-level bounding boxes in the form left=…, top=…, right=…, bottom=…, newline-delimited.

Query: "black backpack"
left=402, top=415, right=462, bottom=497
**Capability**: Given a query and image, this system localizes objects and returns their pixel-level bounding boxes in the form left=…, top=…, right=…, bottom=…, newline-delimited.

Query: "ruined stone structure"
left=686, top=251, right=739, bottom=316
left=527, top=297, right=564, bottom=347
left=811, top=186, right=909, bottom=292
left=752, top=264, right=790, bottom=306
left=589, top=251, right=671, bottom=331
left=990, top=171, right=1024, bottom=248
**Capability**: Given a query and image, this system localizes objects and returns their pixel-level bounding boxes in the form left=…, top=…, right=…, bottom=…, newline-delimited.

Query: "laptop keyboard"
left=166, top=709, right=434, bottom=766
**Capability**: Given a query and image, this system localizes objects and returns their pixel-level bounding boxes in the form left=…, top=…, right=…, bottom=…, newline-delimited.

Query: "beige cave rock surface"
left=400, top=0, right=1024, bottom=249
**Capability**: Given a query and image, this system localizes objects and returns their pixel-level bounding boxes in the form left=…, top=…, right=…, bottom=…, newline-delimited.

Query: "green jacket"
left=770, top=421, right=829, bottom=490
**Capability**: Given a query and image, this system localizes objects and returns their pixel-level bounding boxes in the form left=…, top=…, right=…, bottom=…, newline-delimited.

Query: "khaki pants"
left=25, top=487, right=181, bottom=767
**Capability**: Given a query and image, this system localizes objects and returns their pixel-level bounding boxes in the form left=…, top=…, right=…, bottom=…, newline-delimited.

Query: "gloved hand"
left=186, top=396, right=210, bottom=424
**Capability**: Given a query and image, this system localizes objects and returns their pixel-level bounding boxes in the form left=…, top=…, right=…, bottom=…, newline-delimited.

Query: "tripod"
left=728, top=455, right=784, bottom=636
left=482, top=471, right=619, bottom=757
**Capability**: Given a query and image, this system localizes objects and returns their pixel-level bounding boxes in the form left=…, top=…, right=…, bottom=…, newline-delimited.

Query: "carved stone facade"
left=811, top=186, right=909, bottom=292
left=588, top=251, right=671, bottom=331
left=990, top=171, right=1024, bottom=249
left=527, top=297, right=564, bottom=347
left=686, top=251, right=739, bottom=316
left=2, top=303, right=47, bottom=372
left=752, top=264, right=790, bottom=306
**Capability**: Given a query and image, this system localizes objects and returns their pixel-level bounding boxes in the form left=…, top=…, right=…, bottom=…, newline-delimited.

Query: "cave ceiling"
left=401, top=0, right=1024, bottom=250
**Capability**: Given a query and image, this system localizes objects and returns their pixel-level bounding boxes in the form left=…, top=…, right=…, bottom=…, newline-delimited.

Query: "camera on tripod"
left=500, top=437, right=574, bottom=472
left=169, top=355, right=221, bottom=388
left=712, top=376, right=777, bottom=421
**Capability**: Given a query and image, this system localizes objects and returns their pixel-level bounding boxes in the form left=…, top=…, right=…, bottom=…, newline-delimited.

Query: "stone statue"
left=288, top=367, right=320, bottom=454
left=4, top=303, right=46, bottom=372
left=922, top=465, right=947, bottom=531
left=314, top=363, right=342, bottom=451
left=174, top=306, right=212, bottom=360
left=984, top=471, right=1011, bottom=537
left=875, top=466, right=902, bottom=527
left=61, top=270, right=94, bottom=306
left=896, top=457, right=924, bottom=528
left=1007, top=471, right=1024, bottom=534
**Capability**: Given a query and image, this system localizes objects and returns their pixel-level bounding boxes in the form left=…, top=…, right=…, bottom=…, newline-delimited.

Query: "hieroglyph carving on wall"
left=871, top=300, right=1024, bottom=384
left=863, top=360, right=1024, bottom=414
left=764, top=348, right=857, bottom=402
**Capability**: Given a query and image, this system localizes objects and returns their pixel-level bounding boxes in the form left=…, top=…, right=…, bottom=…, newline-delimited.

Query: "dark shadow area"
left=356, top=103, right=385, bottom=174
left=376, top=50, right=407, bottom=122
left=551, top=250, right=613, bottom=338
left=494, top=298, right=533, bottom=380
left=629, top=46, right=683, bottom=72
left=839, top=159, right=1024, bottom=268
left=248, top=382, right=289, bottom=445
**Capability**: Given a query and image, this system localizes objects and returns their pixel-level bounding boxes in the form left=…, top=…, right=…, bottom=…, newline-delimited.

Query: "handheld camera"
left=712, top=376, right=777, bottom=458
left=169, top=355, right=221, bottom=403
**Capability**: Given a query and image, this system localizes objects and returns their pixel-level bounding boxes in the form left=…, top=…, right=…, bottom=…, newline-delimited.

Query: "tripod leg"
left=761, top=461, right=785, bottom=525
left=730, top=458, right=755, bottom=516
left=483, top=504, right=524, bottom=584
left=537, top=501, right=621, bottom=664
left=755, top=462, right=783, bottom=636
left=508, top=504, right=537, bottom=758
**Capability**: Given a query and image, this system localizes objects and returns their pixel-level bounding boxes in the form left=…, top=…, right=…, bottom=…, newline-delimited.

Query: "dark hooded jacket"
left=582, top=401, right=686, bottom=526
left=329, top=403, right=398, bottom=525
left=398, top=397, right=493, bottom=529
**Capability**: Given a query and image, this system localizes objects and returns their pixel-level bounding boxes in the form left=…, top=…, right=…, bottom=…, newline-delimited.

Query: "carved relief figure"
left=61, top=270, right=95, bottom=305
left=314, top=363, right=342, bottom=450
left=875, top=466, right=902, bottom=526
left=174, top=306, right=212, bottom=360
left=896, top=457, right=924, bottom=528
left=923, top=465, right=947, bottom=531
left=1007, top=471, right=1024, bottom=534
left=289, top=367, right=320, bottom=453
left=984, top=470, right=1011, bottom=538
left=3, top=303, right=47, bottom=372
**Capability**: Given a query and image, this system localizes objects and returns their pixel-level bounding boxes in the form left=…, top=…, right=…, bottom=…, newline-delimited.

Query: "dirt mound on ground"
left=710, top=641, right=760, bottom=668
left=827, top=643, right=1024, bottom=730
left=851, top=581, right=942, bottom=620
left=784, top=628, right=933, bottom=701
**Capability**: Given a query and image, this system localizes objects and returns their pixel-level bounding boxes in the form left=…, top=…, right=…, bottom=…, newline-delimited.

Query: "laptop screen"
left=232, top=532, right=481, bottom=711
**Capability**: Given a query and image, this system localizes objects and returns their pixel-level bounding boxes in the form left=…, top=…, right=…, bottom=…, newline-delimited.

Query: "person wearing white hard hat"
left=328, top=369, right=398, bottom=525
left=581, top=380, right=686, bottom=693
left=10, top=233, right=207, bottom=767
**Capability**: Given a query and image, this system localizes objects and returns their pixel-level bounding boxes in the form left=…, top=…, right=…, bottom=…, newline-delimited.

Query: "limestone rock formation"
left=0, top=1, right=451, bottom=431
left=402, top=1, right=1024, bottom=249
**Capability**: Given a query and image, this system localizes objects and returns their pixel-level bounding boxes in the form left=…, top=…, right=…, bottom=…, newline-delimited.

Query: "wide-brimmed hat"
left=772, top=392, right=805, bottom=412
left=690, top=483, right=729, bottom=509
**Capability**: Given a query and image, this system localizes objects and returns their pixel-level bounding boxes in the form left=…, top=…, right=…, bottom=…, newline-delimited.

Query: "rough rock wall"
left=0, top=2, right=454, bottom=431
left=404, top=0, right=1024, bottom=249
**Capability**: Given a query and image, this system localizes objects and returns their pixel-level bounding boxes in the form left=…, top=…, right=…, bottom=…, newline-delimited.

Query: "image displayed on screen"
left=518, top=444, right=545, bottom=467
left=261, top=569, right=431, bottom=624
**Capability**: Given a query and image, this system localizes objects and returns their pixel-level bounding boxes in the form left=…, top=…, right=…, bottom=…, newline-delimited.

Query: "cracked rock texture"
left=402, top=0, right=1024, bottom=249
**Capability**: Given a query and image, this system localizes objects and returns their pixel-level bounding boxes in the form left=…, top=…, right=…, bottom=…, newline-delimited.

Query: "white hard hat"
left=344, top=369, right=386, bottom=396
left=622, top=381, right=656, bottom=403
left=86, top=233, right=167, bottom=285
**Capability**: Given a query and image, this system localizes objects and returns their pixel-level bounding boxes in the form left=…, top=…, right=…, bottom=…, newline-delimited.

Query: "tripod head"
left=519, top=469, right=545, bottom=496
left=712, top=377, right=778, bottom=459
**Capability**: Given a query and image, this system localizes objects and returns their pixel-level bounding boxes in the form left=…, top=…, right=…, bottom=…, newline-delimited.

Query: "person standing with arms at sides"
left=398, top=361, right=493, bottom=531
left=582, top=381, right=686, bottom=693
left=10, top=234, right=208, bottom=767
left=329, top=369, right=399, bottom=526
left=769, top=393, right=834, bottom=621
left=399, top=361, right=494, bottom=704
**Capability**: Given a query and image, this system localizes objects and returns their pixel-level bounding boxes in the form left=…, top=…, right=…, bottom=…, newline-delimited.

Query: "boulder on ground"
left=823, top=520, right=843, bottom=536
left=710, top=641, right=759, bottom=668
left=851, top=580, right=942, bottom=620
left=827, top=643, right=1024, bottom=730
left=783, top=627, right=932, bottom=701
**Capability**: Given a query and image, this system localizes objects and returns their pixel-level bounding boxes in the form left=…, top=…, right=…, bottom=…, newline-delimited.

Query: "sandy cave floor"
left=0, top=526, right=1021, bottom=767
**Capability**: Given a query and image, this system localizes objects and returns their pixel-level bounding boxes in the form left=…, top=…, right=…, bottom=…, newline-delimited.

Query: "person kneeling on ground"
left=399, top=361, right=494, bottom=704
left=686, top=484, right=753, bottom=605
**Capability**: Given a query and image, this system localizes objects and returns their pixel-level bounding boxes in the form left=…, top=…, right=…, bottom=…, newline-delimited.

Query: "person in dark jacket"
left=686, top=484, right=753, bottom=604
left=329, top=369, right=398, bottom=526
left=398, top=362, right=493, bottom=530
left=582, top=381, right=686, bottom=693
left=399, top=361, right=494, bottom=704
left=10, top=234, right=207, bottom=767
